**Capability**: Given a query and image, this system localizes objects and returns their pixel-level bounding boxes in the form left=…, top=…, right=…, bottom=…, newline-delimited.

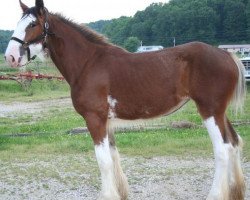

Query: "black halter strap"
left=11, top=36, right=35, bottom=61
left=10, top=8, right=54, bottom=62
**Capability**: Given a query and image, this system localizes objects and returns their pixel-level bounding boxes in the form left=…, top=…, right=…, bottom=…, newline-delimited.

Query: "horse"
left=5, top=0, right=246, bottom=199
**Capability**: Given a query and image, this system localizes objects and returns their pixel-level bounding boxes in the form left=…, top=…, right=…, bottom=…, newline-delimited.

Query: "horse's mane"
left=53, top=13, right=110, bottom=45
left=24, top=7, right=110, bottom=46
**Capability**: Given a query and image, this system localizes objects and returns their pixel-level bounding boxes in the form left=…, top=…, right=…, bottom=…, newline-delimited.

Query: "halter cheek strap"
left=11, top=36, right=36, bottom=61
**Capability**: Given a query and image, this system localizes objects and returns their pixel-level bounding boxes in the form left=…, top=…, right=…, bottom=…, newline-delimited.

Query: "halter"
left=10, top=9, right=54, bottom=62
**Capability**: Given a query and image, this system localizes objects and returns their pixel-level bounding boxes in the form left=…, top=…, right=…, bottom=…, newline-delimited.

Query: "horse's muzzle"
left=5, top=54, right=22, bottom=68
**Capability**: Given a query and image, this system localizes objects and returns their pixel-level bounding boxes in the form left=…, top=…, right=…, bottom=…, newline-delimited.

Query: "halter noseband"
left=11, top=9, right=54, bottom=62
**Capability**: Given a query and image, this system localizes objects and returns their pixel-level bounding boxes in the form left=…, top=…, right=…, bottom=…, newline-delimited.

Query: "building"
left=136, top=46, right=164, bottom=53
left=240, top=57, right=250, bottom=81
left=218, top=44, right=250, bottom=56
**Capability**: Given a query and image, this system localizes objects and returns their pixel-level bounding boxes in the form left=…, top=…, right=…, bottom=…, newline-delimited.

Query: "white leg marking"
left=204, top=117, right=229, bottom=200
left=95, top=136, right=120, bottom=200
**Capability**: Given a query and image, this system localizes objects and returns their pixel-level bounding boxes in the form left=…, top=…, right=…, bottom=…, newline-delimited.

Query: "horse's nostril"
left=10, top=55, right=15, bottom=63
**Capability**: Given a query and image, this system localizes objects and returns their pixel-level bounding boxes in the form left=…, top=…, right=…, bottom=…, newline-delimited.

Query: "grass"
left=0, top=108, right=83, bottom=136
left=0, top=94, right=249, bottom=159
left=116, top=128, right=212, bottom=156
left=0, top=53, right=250, bottom=162
left=0, top=58, right=69, bottom=101
left=0, top=79, right=69, bottom=101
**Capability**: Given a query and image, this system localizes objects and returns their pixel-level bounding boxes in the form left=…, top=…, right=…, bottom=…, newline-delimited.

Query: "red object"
left=0, top=71, right=64, bottom=81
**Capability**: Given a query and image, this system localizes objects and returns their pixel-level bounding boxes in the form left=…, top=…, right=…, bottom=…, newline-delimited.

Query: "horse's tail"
left=230, top=53, right=246, bottom=114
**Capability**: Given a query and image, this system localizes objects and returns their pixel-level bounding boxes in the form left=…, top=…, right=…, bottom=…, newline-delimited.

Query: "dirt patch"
left=0, top=98, right=73, bottom=118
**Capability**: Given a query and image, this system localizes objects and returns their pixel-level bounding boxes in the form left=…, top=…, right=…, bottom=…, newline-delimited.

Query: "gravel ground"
left=0, top=155, right=249, bottom=200
left=0, top=99, right=249, bottom=199
left=0, top=98, right=73, bottom=118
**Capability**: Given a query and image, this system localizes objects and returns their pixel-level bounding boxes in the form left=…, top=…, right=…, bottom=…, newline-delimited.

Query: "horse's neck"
left=47, top=17, right=98, bottom=84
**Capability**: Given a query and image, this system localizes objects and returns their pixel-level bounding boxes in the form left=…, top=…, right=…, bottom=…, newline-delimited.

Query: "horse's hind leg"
left=224, top=118, right=245, bottom=200
left=202, top=114, right=245, bottom=200
left=108, top=124, right=129, bottom=200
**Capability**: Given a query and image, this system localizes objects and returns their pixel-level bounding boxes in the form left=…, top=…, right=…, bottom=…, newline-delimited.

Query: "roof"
left=218, top=44, right=250, bottom=49
left=137, top=45, right=164, bottom=52
left=240, top=57, right=250, bottom=61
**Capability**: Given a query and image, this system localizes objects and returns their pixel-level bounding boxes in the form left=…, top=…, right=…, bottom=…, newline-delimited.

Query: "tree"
left=130, top=3, right=164, bottom=45
left=0, top=30, right=13, bottom=53
left=87, top=20, right=112, bottom=33
left=245, top=0, right=250, bottom=40
left=102, top=16, right=131, bottom=45
left=87, top=0, right=250, bottom=47
left=223, top=0, right=247, bottom=42
left=123, top=37, right=140, bottom=52
left=173, top=0, right=217, bottom=43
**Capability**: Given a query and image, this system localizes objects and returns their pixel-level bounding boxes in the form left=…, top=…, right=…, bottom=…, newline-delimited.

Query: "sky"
left=0, top=0, right=168, bottom=30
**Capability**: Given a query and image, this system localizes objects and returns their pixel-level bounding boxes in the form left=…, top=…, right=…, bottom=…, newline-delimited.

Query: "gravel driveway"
left=0, top=155, right=249, bottom=200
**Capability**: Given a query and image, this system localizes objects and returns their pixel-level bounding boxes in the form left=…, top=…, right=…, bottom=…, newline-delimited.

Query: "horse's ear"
left=35, top=0, right=45, bottom=15
left=19, top=0, right=29, bottom=12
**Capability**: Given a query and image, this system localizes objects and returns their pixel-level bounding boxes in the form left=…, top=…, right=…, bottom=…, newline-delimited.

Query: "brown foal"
left=5, top=1, right=246, bottom=199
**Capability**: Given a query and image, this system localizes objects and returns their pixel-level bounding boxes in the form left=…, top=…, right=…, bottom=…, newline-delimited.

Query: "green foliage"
left=246, top=2, right=250, bottom=39
left=123, top=37, right=140, bottom=52
left=102, top=16, right=132, bottom=46
left=222, top=0, right=247, bottom=42
left=0, top=30, right=13, bottom=53
left=87, top=20, right=112, bottom=33
left=88, top=0, right=250, bottom=47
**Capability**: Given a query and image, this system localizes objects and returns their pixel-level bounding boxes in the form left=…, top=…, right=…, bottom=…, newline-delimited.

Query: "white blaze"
left=5, top=14, right=45, bottom=66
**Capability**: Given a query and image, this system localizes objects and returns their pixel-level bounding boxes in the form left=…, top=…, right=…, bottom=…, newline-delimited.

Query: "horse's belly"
left=111, top=95, right=189, bottom=120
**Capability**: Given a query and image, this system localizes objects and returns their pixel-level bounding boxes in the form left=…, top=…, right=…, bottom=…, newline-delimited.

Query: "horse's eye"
left=29, top=22, right=37, bottom=28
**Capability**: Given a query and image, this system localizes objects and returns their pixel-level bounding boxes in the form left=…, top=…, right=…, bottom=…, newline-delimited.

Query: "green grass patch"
left=0, top=56, right=69, bottom=102
left=0, top=133, right=93, bottom=155
left=1, top=124, right=248, bottom=159
left=0, top=108, right=83, bottom=135
left=0, top=79, right=69, bottom=101
left=117, top=127, right=212, bottom=157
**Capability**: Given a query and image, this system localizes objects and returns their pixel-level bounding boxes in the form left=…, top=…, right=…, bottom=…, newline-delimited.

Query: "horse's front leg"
left=85, top=112, right=120, bottom=200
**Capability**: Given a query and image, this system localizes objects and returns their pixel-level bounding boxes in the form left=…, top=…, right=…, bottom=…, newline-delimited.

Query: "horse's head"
left=5, top=0, right=50, bottom=67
